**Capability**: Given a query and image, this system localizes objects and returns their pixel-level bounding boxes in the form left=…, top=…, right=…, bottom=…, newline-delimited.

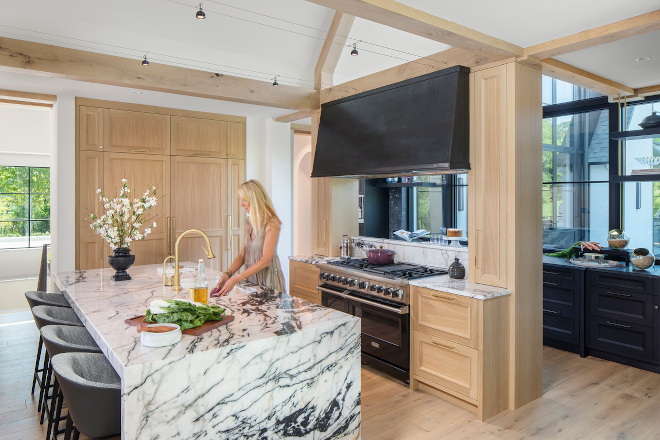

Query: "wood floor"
left=1, top=310, right=659, bottom=440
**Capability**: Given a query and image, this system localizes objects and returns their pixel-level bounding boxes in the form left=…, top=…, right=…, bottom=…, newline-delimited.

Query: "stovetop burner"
left=328, top=258, right=447, bottom=280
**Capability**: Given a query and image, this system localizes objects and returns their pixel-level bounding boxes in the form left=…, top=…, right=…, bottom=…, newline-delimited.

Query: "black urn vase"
left=448, top=257, right=465, bottom=280
left=108, top=248, right=135, bottom=281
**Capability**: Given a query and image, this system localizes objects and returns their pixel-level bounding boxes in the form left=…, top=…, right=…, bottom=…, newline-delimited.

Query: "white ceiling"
left=0, top=0, right=657, bottom=106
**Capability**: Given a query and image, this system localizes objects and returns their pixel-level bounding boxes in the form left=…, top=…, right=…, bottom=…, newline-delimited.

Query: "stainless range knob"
left=369, top=284, right=378, bottom=291
left=338, top=276, right=345, bottom=284
left=384, top=288, right=394, bottom=296
left=342, top=277, right=350, bottom=285
left=320, top=272, right=327, bottom=280
left=393, top=289, right=404, bottom=299
left=359, top=281, right=369, bottom=289
left=349, top=279, right=358, bottom=287
left=330, top=275, right=338, bottom=282
left=377, top=286, right=384, bottom=293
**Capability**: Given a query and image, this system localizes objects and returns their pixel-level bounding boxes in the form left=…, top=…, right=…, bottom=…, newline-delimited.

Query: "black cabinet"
left=589, top=316, right=653, bottom=360
left=589, top=287, right=654, bottom=327
left=542, top=263, right=585, bottom=356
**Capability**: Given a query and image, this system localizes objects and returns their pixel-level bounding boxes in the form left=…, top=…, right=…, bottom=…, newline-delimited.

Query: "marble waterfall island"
left=54, top=264, right=361, bottom=440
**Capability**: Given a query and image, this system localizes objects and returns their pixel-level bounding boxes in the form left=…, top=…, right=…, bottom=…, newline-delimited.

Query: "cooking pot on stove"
left=639, top=111, right=660, bottom=129
left=367, top=247, right=396, bottom=265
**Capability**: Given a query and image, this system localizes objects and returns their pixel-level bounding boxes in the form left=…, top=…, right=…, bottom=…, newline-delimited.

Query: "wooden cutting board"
left=125, top=314, right=235, bottom=336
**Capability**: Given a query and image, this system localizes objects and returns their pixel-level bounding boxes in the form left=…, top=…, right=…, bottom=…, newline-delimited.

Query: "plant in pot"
left=86, top=179, right=160, bottom=281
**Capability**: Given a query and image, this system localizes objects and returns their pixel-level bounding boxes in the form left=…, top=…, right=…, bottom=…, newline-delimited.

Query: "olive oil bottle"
left=191, top=259, right=208, bottom=304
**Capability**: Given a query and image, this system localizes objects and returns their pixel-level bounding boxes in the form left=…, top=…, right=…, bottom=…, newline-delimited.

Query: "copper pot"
left=367, top=248, right=396, bottom=265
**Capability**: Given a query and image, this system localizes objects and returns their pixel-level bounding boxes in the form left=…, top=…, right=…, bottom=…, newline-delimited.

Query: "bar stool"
left=50, top=353, right=121, bottom=440
left=25, top=291, right=72, bottom=398
left=41, top=326, right=102, bottom=440
left=31, top=306, right=83, bottom=417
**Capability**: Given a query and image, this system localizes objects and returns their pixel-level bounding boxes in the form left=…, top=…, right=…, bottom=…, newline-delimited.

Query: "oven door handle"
left=316, top=286, right=409, bottom=314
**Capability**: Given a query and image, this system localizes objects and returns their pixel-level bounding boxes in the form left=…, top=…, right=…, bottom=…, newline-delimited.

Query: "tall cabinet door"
left=171, top=116, right=227, bottom=157
left=79, top=107, right=104, bottom=152
left=171, top=157, right=227, bottom=271
left=469, top=65, right=508, bottom=287
left=311, top=178, right=329, bottom=256
left=79, top=151, right=105, bottom=270
left=104, top=153, right=171, bottom=265
left=228, top=122, right=246, bottom=159
left=227, top=159, right=246, bottom=266
left=104, top=109, right=170, bottom=155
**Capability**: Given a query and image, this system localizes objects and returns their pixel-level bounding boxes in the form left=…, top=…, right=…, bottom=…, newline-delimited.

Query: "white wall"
left=293, top=134, right=312, bottom=255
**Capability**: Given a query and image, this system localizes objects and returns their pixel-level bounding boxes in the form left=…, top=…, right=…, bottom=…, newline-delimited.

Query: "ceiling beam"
left=635, top=84, right=660, bottom=97
left=321, top=47, right=491, bottom=103
left=527, top=10, right=660, bottom=59
left=541, top=58, right=635, bottom=97
left=304, top=0, right=523, bottom=60
left=0, top=36, right=319, bottom=110
left=314, top=11, right=356, bottom=90
left=0, top=98, right=53, bottom=108
left=0, top=88, right=56, bottom=103
left=275, top=109, right=312, bottom=123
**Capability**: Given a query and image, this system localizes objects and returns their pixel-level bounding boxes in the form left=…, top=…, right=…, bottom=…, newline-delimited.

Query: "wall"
left=293, top=134, right=312, bottom=255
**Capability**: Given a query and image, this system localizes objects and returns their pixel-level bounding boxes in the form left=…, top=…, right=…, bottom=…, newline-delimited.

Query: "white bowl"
left=140, top=323, right=182, bottom=347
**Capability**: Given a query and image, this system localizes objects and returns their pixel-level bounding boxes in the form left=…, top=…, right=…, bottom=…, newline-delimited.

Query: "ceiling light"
left=636, top=57, right=651, bottom=62
left=196, top=4, right=206, bottom=19
left=132, top=91, right=143, bottom=94
left=272, top=77, right=279, bottom=87
left=350, top=43, right=358, bottom=56
left=141, top=54, right=149, bottom=66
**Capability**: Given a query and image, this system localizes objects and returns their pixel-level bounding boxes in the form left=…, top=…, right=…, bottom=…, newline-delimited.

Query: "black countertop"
left=543, top=255, right=660, bottom=278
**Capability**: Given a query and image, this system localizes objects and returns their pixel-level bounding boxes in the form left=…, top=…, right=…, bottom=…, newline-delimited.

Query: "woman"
left=213, top=179, right=286, bottom=295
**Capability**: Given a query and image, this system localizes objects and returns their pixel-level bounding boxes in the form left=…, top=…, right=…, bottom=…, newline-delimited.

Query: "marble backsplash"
left=351, top=236, right=469, bottom=273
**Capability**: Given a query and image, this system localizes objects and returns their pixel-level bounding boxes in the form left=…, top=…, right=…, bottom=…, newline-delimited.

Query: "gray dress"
left=244, top=221, right=286, bottom=292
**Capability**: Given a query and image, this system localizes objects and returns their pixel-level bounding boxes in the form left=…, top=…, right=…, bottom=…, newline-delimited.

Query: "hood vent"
left=311, top=66, right=470, bottom=178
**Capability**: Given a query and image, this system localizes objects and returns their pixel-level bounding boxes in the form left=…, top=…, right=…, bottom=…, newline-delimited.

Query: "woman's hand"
left=218, top=277, right=238, bottom=296
left=210, top=274, right=228, bottom=297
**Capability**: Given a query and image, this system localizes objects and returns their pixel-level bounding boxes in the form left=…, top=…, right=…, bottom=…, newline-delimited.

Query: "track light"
left=142, top=54, right=149, bottom=66
left=350, top=43, right=358, bottom=56
left=196, top=4, right=206, bottom=19
left=272, top=77, right=279, bottom=87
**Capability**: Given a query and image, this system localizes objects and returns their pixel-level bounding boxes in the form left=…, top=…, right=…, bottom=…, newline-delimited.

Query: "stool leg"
left=46, top=378, right=59, bottom=440
left=64, top=414, right=73, bottom=440
left=72, top=427, right=80, bottom=440
left=53, top=388, right=65, bottom=440
left=40, top=359, right=54, bottom=423
left=38, top=351, right=50, bottom=413
left=31, top=336, right=43, bottom=395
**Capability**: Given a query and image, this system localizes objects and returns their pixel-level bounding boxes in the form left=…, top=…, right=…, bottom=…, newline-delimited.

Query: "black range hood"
left=311, top=65, right=469, bottom=178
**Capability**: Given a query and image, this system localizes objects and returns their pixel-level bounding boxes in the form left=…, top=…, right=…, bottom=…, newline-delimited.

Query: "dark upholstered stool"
left=25, top=291, right=72, bottom=397
left=30, top=306, right=83, bottom=418
left=51, top=353, right=121, bottom=440
left=41, top=326, right=101, bottom=440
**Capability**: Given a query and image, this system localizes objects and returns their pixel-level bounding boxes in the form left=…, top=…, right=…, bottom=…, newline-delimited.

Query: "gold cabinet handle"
left=475, top=230, right=479, bottom=269
left=431, top=339, right=455, bottom=350
left=323, top=219, right=326, bottom=247
left=227, top=215, right=232, bottom=251
left=431, top=293, right=455, bottom=301
left=166, top=216, right=171, bottom=255
left=127, top=149, right=149, bottom=153
left=189, top=152, right=210, bottom=157
left=172, top=217, right=176, bottom=253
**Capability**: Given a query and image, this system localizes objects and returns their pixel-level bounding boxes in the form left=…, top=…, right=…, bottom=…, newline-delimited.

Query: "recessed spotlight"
left=196, top=4, right=206, bottom=19
left=350, top=43, right=358, bottom=56
left=142, top=54, right=149, bottom=66
left=272, top=77, right=279, bottom=87
left=132, top=91, right=143, bottom=94
left=636, top=57, right=651, bottom=62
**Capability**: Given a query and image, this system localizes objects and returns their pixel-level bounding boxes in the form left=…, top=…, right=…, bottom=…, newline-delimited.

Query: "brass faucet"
left=171, top=229, right=215, bottom=291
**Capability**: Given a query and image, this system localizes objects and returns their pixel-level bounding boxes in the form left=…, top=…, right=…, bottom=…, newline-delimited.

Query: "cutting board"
left=125, top=314, right=235, bottom=336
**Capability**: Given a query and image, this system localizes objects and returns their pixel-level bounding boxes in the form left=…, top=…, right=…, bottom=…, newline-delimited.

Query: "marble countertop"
left=543, top=255, right=659, bottom=277
left=289, top=255, right=342, bottom=264
left=409, top=275, right=511, bottom=300
left=54, top=264, right=358, bottom=377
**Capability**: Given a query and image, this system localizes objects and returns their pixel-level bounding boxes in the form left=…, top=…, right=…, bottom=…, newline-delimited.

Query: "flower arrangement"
left=87, top=179, right=159, bottom=250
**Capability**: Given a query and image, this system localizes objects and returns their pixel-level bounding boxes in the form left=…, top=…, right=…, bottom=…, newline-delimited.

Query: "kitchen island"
left=53, top=264, right=361, bottom=440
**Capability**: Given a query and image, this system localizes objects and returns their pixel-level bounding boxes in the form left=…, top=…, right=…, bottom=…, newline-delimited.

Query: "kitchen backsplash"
left=351, top=236, right=469, bottom=273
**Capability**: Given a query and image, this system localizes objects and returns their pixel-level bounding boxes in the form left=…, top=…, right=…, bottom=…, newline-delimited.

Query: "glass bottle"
left=192, top=259, right=208, bottom=304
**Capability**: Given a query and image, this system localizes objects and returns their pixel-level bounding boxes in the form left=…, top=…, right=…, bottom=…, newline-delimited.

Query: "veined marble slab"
left=54, top=264, right=361, bottom=440
left=410, top=275, right=510, bottom=300
left=289, top=255, right=342, bottom=265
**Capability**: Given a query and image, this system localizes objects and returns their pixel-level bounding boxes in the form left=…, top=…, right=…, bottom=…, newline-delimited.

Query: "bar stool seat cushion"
left=51, top=353, right=121, bottom=439
left=32, top=306, right=83, bottom=330
left=40, top=325, right=101, bottom=357
left=25, top=291, right=70, bottom=309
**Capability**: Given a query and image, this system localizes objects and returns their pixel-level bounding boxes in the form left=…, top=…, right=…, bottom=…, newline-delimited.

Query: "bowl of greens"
left=145, top=299, right=228, bottom=330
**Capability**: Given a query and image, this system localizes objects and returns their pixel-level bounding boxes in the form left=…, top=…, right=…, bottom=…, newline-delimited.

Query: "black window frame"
left=407, top=174, right=467, bottom=232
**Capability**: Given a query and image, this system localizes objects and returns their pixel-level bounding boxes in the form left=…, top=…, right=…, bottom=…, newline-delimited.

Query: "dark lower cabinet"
left=589, top=316, right=653, bottom=360
left=543, top=263, right=585, bottom=356
left=543, top=306, right=579, bottom=345
left=590, top=287, right=654, bottom=327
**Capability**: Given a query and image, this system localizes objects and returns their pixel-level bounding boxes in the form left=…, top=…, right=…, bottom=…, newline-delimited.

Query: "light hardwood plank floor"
left=1, top=310, right=659, bottom=439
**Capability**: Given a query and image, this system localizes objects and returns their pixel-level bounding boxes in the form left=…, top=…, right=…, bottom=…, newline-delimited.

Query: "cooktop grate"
left=328, top=259, right=447, bottom=280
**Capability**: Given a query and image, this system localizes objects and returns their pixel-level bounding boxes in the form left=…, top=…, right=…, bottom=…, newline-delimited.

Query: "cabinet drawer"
left=590, top=287, right=653, bottom=326
left=412, top=287, right=478, bottom=348
left=413, top=331, right=478, bottom=401
left=289, top=261, right=319, bottom=296
left=589, top=316, right=653, bottom=360
left=290, top=288, right=321, bottom=305
left=543, top=281, right=579, bottom=310
left=543, top=265, right=579, bottom=283
left=590, top=271, right=652, bottom=294
left=542, top=304, right=579, bottom=345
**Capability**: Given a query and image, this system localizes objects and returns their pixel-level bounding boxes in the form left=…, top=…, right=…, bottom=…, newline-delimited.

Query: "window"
left=0, top=167, right=50, bottom=249
left=542, top=76, right=604, bottom=106
left=410, top=174, right=467, bottom=235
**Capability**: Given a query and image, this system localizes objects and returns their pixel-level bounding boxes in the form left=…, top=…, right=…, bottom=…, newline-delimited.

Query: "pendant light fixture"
left=272, top=77, right=279, bottom=87
left=142, top=53, right=150, bottom=66
left=196, top=3, right=206, bottom=19
left=350, top=43, right=358, bottom=56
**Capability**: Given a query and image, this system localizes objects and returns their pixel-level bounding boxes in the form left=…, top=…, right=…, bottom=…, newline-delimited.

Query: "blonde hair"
left=237, top=180, right=281, bottom=232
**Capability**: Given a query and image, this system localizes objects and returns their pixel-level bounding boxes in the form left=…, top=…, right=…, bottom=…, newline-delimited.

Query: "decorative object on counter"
left=580, top=241, right=602, bottom=252
left=400, top=176, right=410, bottom=183
left=448, top=258, right=465, bottom=279
left=385, top=177, right=398, bottom=183
left=139, top=323, right=181, bottom=348
left=607, top=229, right=630, bottom=249
left=191, top=259, right=208, bottom=304
left=341, top=235, right=351, bottom=259
left=568, top=258, right=623, bottom=268
left=86, top=179, right=160, bottom=281
left=583, top=253, right=605, bottom=262
left=393, top=229, right=428, bottom=241
left=630, top=248, right=656, bottom=270
left=446, top=228, right=462, bottom=237
left=366, top=247, right=396, bottom=265
left=639, top=111, right=660, bottom=129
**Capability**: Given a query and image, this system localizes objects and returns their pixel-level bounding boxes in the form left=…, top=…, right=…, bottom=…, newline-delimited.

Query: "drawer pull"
left=127, top=149, right=150, bottom=153
left=543, top=270, right=561, bottom=276
left=431, top=293, right=454, bottom=301
left=543, top=309, right=560, bottom=315
left=431, top=339, right=455, bottom=350
left=606, top=291, right=632, bottom=298
left=543, top=281, right=560, bottom=286
left=606, top=321, right=633, bottom=329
